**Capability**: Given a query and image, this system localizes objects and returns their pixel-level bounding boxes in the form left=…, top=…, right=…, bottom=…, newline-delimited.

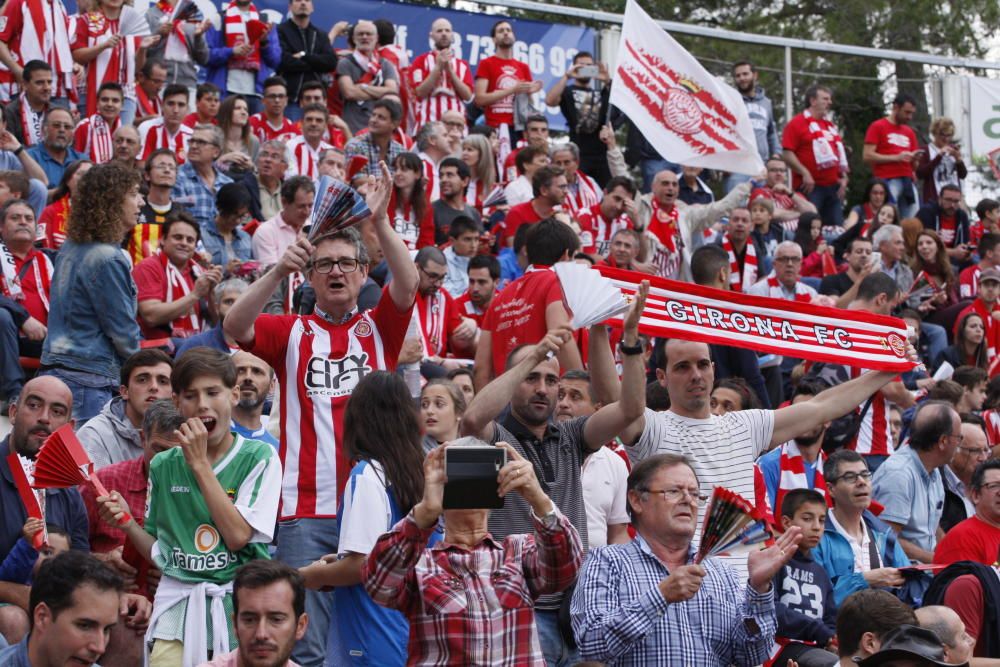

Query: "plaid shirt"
left=344, top=133, right=404, bottom=178
left=363, top=509, right=583, bottom=666
left=571, top=535, right=776, bottom=667
left=171, top=162, right=234, bottom=227
left=80, top=456, right=147, bottom=554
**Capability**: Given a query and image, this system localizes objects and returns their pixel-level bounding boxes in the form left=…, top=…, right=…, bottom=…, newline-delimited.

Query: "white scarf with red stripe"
left=81, top=9, right=143, bottom=116
left=223, top=1, right=261, bottom=70
left=565, top=171, right=602, bottom=218
left=161, top=251, right=202, bottom=336
left=776, top=441, right=827, bottom=516
left=18, top=0, right=75, bottom=99
left=159, top=0, right=191, bottom=63
left=284, top=271, right=304, bottom=315
left=723, top=232, right=756, bottom=293
left=0, top=241, right=53, bottom=314
left=18, top=96, right=45, bottom=147
left=80, top=113, right=119, bottom=164
left=417, top=289, right=448, bottom=357
left=353, top=50, right=383, bottom=85
left=594, top=265, right=915, bottom=372
left=647, top=198, right=681, bottom=278
left=765, top=273, right=814, bottom=302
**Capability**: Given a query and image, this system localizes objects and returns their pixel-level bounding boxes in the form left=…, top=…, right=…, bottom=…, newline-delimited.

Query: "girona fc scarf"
left=594, top=265, right=915, bottom=372
left=82, top=11, right=141, bottom=117
left=18, top=0, right=75, bottom=99
left=0, top=242, right=53, bottom=313
left=647, top=199, right=681, bottom=278
left=565, top=172, right=602, bottom=218
left=723, top=233, right=756, bottom=293
left=224, top=1, right=261, bottom=70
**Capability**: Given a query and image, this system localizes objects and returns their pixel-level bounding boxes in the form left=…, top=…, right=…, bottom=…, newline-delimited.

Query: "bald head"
left=915, top=606, right=974, bottom=665
left=9, top=375, right=74, bottom=457
left=652, top=170, right=679, bottom=206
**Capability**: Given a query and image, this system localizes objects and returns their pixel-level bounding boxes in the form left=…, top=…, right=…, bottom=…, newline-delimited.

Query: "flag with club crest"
left=610, top=0, right=765, bottom=175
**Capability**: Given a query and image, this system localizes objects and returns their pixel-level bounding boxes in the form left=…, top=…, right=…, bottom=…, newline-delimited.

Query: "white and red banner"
left=594, top=266, right=915, bottom=373
left=609, top=0, right=765, bottom=175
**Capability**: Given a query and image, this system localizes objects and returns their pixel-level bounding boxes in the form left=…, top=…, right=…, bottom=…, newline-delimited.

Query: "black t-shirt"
left=431, top=200, right=482, bottom=246
left=819, top=270, right=854, bottom=297
left=559, top=84, right=609, bottom=158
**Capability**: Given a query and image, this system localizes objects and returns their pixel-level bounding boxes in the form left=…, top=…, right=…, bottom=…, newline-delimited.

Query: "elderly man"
left=175, top=278, right=249, bottom=356
left=415, top=121, right=449, bottom=200
left=240, top=139, right=287, bottom=222
left=599, top=228, right=646, bottom=272
left=224, top=168, right=417, bottom=666
left=873, top=401, right=962, bottom=563
left=25, top=108, right=85, bottom=189
left=551, top=142, right=602, bottom=218
left=111, top=125, right=142, bottom=171
left=571, top=453, right=802, bottom=666
left=915, top=606, right=976, bottom=666
left=934, top=458, right=1000, bottom=566
left=171, top=124, right=234, bottom=228
left=336, top=20, right=399, bottom=134
left=747, top=240, right=818, bottom=300
left=941, top=415, right=992, bottom=532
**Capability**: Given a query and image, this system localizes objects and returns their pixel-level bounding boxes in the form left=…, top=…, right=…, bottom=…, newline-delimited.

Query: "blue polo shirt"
left=0, top=437, right=90, bottom=557
left=26, top=144, right=87, bottom=187
left=871, top=444, right=944, bottom=559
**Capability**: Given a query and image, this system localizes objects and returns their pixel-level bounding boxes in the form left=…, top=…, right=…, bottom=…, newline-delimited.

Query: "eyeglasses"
left=980, top=481, right=1000, bottom=493
left=947, top=433, right=965, bottom=445
left=642, top=487, right=708, bottom=505
left=958, top=446, right=991, bottom=458
left=189, top=137, right=219, bottom=147
left=419, top=265, right=447, bottom=283
left=941, top=197, right=962, bottom=205
left=310, top=257, right=361, bottom=274
left=151, top=162, right=177, bottom=172
left=832, top=471, right=872, bottom=485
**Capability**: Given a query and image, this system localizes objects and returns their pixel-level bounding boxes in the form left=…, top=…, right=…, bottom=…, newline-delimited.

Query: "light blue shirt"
left=442, top=246, right=470, bottom=298
left=871, top=444, right=944, bottom=559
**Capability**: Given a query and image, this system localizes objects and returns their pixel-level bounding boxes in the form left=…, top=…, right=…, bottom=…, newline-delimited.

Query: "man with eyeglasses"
left=224, top=166, right=417, bottom=666
left=813, top=449, right=909, bottom=606
left=917, top=183, right=973, bottom=264
left=571, top=452, right=802, bottom=666
left=747, top=240, right=818, bottom=301
left=25, top=107, right=84, bottom=189
left=941, top=414, right=992, bottom=533
left=405, top=246, right=476, bottom=366
left=873, top=400, right=962, bottom=564
left=110, top=125, right=142, bottom=171
left=759, top=155, right=817, bottom=224
left=129, top=148, right=181, bottom=263
left=249, top=76, right=298, bottom=144
left=239, top=139, right=287, bottom=222
left=171, top=124, right=234, bottom=228
left=935, top=457, right=1000, bottom=565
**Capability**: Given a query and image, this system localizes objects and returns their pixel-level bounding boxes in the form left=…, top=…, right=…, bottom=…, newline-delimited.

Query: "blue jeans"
left=535, top=608, right=578, bottom=667
left=37, top=367, right=115, bottom=425
left=640, top=158, right=681, bottom=194
left=120, top=97, right=137, bottom=127
left=0, top=309, right=23, bottom=401
left=885, top=177, right=919, bottom=218
left=807, top=183, right=844, bottom=227
left=275, top=517, right=339, bottom=667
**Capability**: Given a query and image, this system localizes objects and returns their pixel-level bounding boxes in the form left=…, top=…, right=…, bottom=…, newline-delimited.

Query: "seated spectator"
left=955, top=269, right=1000, bottom=363
left=412, top=246, right=477, bottom=362
left=284, top=104, right=334, bottom=181
left=336, top=20, right=400, bottom=134
left=937, top=311, right=989, bottom=373
left=577, top=175, right=637, bottom=258
left=954, top=364, right=989, bottom=414
left=571, top=453, right=802, bottom=666
left=749, top=189, right=783, bottom=259
left=844, top=179, right=890, bottom=232
left=343, top=99, right=405, bottom=180
left=914, top=606, right=976, bottom=666
left=794, top=212, right=832, bottom=279
left=456, top=253, right=500, bottom=326
left=248, top=76, right=297, bottom=143
left=130, top=149, right=182, bottom=264
left=710, top=377, right=761, bottom=416
left=500, top=166, right=568, bottom=248
left=909, top=229, right=961, bottom=326
left=133, top=213, right=224, bottom=340
left=252, top=175, right=315, bottom=267
left=598, top=227, right=647, bottom=272
left=959, top=232, right=1000, bottom=301
left=110, top=125, right=142, bottom=172
left=460, top=134, right=496, bottom=211
left=0, top=199, right=51, bottom=377
left=716, top=205, right=765, bottom=292
left=813, top=450, right=908, bottom=606
left=503, top=145, right=550, bottom=208
left=26, top=107, right=85, bottom=190
left=419, top=378, right=465, bottom=452
left=388, top=151, right=435, bottom=251
left=39, top=159, right=91, bottom=250
left=552, top=142, right=601, bottom=218
left=758, top=156, right=817, bottom=225
left=172, top=124, right=235, bottom=228
left=294, top=82, right=352, bottom=147
left=917, top=183, right=971, bottom=263
left=200, top=183, right=254, bottom=271
left=2, top=61, right=54, bottom=149
left=432, top=157, right=482, bottom=245
left=0, top=521, right=70, bottom=589
left=175, top=277, right=249, bottom=356
left=498, top=220, right=530, bottom=288
left=77, top=349, right=173, bottom=470
left=940, top=414, right=991, bottom=533
left=414, top=121, right=449, bottom=201
left=72, top=82, right=124, bottom=164
left=442, top=215, right=482, bottom=298
left=833, top=589, right=918, bottom=665
left=819, top=236, right=877, bottom=309
left=137, top=83, right=192, bottom=163
left=935, top=458, right=1000, bottom=565
left=363, top=440, right=583, bottom=665
left=772, top=489, right=838, bottom=667
left=748, top=240, right=818, bottom=301
left=240, top=139, right=288, bottom=223
left=873, top=223, right=914, bottom=295
left=317, top=147, right=346, bottom=181
left=216, top=94, right=258, bottom=178
left=446, top=368, right=476, bottom=404
left=0, top=159, right=46, bottom=220
left=97, top=349, right=281, bottom=666
left=855, top=623, right=964, bottom=666
left=230, top=350, right=277, bottom=448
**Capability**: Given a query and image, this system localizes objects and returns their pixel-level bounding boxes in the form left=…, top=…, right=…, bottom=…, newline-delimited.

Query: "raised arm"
left=368, top=163, right=418, bottom=311
left=588, top=324, right=621, bottom=406
left=224, top=239, right=310, bottom=343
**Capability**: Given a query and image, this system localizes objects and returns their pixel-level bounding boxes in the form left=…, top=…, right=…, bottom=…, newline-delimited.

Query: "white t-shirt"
left=581, top=446, right=630, bottom=549
left=629, top=407, right=775, bottom=580
left=338, top=460, right=394, bottom=556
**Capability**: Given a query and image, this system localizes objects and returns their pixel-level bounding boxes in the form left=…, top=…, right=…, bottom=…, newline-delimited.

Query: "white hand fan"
left=554, top=262, right=631, bottom=329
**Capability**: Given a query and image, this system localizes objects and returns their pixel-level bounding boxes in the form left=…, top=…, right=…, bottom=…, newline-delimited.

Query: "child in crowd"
left=749, top=189, right=782, bottom=273
left=0, top=519, right=71, bottom=584
left=772, top=488, right=838, bottom=667
left=98, top=348, right=282, bottom=667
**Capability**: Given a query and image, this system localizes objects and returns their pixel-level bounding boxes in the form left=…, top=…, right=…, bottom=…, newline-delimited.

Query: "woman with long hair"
left=420, top=379, right=467, bottom=452
left=40, top=163, right=144, bottom=422
left=461, top=134, right=496, bottom=210
left=909, top=229, right=958, bottom=316
left=844, top=179, right=889, bottom=232
left=388, top=151, right=434, bottom=250
left=935, top=311, right=988, bottom=371
left=40, top=159, right=93, bottom=250
left=217, top=94, right=259, bottom=177
left=299, top=371, right=433, bottom=666
left=793, top=212, right=830, bottom=278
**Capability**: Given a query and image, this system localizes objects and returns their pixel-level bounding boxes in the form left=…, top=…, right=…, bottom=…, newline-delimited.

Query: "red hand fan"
left=6, top=453, right=46, bottom=550
left=32, top=424, right=132, bottom=526
left=346, top=155, right=369, bottom=181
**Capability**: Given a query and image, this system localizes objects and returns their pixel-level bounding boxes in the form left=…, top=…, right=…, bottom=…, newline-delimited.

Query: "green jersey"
left=145, top=433, right=281, bottom=584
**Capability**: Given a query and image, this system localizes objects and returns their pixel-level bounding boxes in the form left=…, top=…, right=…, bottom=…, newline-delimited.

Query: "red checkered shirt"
left=80, top=456, right=147, bottom=554
left=363, top=509, right=583, bottom=667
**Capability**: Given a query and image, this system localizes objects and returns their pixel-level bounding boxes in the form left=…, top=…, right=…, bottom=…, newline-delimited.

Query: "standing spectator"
left=2, top=60, right=54, bottom=148
left=72, top=81, right=123, bottom=164
left=137, top=83, right=192, bottom=162
left=409, top=18, right=474, bottom=129
left=571, top=453, right=802, bottom=666
left=716, top=206, right=764, bottom=293
left=344, top=98, right=405, bottom=179
left=284, top=104, right=333, bottom=180
left=252, top=175, right=314, bottom=267
left=782, top=85, right=849, bottom=227
left=223, top=170, right=417, bottom=667
left=336, top=20, right=399, bottom=134
left=249, top=76, right=298, bottom=142
left=916, top=183, right=972, bottom=263
left=432, top=157, right=482, bottom=245
left=130, top=149, right=180, bottom=264
left=201, top=0, right=281, bottom=116
left=240, top=139, right=288, bottom=222
left=873, top=401, right=960, bottom=563
left=411, top=246, right=477, bottom=361
left=940, top=414, right=990, bottom=533
left=455, top=254, right=500, bottom=327
left=276, top=0, right=337, bottom=121
left=39, top=159, right=91, bottom=250
left=171, top=124, right=234, bottom=228
left=813, top=450, right=908, bottom=606
left=500, top=166, right=568, bottom=248
left=917, top=117, right=967, bottom=205
left=25, top=107, right=85, bottom=189
left=757, top=156, right=817, bottom=225
left=229, top=350, right=277, bottom=447
left=40, top=163, right=142, bottom=423
left=546, top=52, right=611, bottom=185
left=934, top=458, right=1000, bottom=565
left=863, top=94, right=921, bottom=218
left=727, top=60, right=781, bottom=192
left=144, top=0, right=210, bottom=98
left=0, top=0, right=74, bottom=101
left=132, top=59, right=167, bottom=125
left=474, top=20, right=541, bottom=133
left=200, top=182, right=254, bottom=270
left=77, top=349, right=173, bottom=470
left=552, top=143, right=601, bottom=219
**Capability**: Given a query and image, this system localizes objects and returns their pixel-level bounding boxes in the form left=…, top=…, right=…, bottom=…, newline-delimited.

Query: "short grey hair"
left=774, top=240, right=803, bottom=258
left=312, top=225, right=370, bottom=266
left=259, top=140, right=288, bottom=160
left=551, top=142, right=580, bottom=162
left=872, top=224, right=902, bottom=249
left=318, top=147, right=344, bottom=162
left=142, top=399, right=185, bottom=439
left=214, top=277, right=249, bottom=303
left=415, top=121, right=444, bottom=152
left=194, top=123, right=224, bottom=148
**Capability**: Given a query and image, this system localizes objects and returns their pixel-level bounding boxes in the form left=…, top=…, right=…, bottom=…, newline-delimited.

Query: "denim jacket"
left=199, top=219, right=253, bottom=267
left=40, top=241, right=140, bottom=382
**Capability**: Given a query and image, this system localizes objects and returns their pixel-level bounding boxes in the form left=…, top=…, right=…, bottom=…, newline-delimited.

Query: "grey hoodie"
left=78, top=396, right=143, bottom=470
left=741, top=85, right=781, bottom=163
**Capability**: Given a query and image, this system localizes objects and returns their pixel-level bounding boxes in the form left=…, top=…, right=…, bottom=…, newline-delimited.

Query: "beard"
left=794, top=429, right=825, bottom=449
left=237, top=385, right=265, bottom=410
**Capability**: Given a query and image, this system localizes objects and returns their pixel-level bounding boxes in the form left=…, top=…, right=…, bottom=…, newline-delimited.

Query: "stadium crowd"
left=0, top=0, right=999, bottom=665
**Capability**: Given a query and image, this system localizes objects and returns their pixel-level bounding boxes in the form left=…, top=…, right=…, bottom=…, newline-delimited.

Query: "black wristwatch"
left=619, top=340, right=643, bottom=356
left=12, top=145, right=24, bottom=156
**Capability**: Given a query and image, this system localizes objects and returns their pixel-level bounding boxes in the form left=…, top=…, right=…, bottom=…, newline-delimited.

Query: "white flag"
left=610, top=0, right=765, bottom=176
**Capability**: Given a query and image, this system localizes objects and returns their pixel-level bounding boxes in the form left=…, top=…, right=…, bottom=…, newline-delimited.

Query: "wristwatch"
left=619, top=339, right=643, bottom=356
left=12, top=145, right=24, bottom=156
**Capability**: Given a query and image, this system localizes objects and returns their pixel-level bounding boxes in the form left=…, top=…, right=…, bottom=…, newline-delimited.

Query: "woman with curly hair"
left=39, top=163, right=144, bottom=423
left=39, top=159, right=93, bottom=250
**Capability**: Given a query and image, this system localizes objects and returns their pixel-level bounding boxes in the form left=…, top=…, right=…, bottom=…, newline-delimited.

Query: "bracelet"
left=619, top=340, right=643, bottom=356
left=13, top=145, right=24, bottom=156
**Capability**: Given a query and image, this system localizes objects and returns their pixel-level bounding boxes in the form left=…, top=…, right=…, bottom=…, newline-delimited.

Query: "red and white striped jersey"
left=455, top=291, right=489, bottom=327
left=249, top=113, right=299, bottom=143
left=137, top=117, right=192, bottom=162
left=243, top=288, right=413, bottom=520
left=984, top=408, right=1000, bottom=448
left=285, top=135, right=334, bottom=181
left=959, top=264, right=981, bottom=300
left=577, top=203, right=632, bottom=256
left=847, top=366, right=897, bottom=457
left=72, top=113, right=120, bottom=164
left=415, top=288, right=462, bottom=358
left=564, top=171, right=602, bottom=219
left=408, top=51, right=473, bottom=127
left=419, top=151, right=441, bottom=202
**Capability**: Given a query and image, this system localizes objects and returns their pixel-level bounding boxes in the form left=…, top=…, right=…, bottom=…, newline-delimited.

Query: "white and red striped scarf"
left=159, top=0, right=191, bottom=63
left=418, top=289, right=448, bottom=357
left=0, top=241, right=53, bottom=313
left=81, top=10, right=142, bottom=117
left=765, top=273, right=814, bottom=303
left=565, top=171, right=602, bottom=218
left=353, top=50, right=383, bottom=85
left=19, top=0, right=75, bottom=100
left=984, top=408, right=1000, bottom=448
left=284, top=271, right=304, bottom=314
left=18, top=96, right=45, bottom=146
left=77, top=113, right=119, bottom=163
left=776, top=441, right=827, bottom=516
left=286, top=135, right=333, bottom=181
left=138, top=117, right=192, bottom=162
left=161, top=251, right=202, bottom=336
left=595, top=265, right=915, bottom=373
left=136, top=84, right=161, bottom=118
left=419, top=152, right=439, bottom=202
left=646, top=198, right=681, bottom=278
left=223, top=1, right=261, bottom=71
left=723, top=232, right=757, bottom=293
left=0, top=64, right=15, bottom=104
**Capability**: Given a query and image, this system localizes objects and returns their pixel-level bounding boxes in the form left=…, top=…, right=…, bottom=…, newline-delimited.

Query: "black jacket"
left=239, top=172, right=264, bottom=222
left=916, top=201, right=970, bottom=249
left=276, top=20, right=338, bottom=104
